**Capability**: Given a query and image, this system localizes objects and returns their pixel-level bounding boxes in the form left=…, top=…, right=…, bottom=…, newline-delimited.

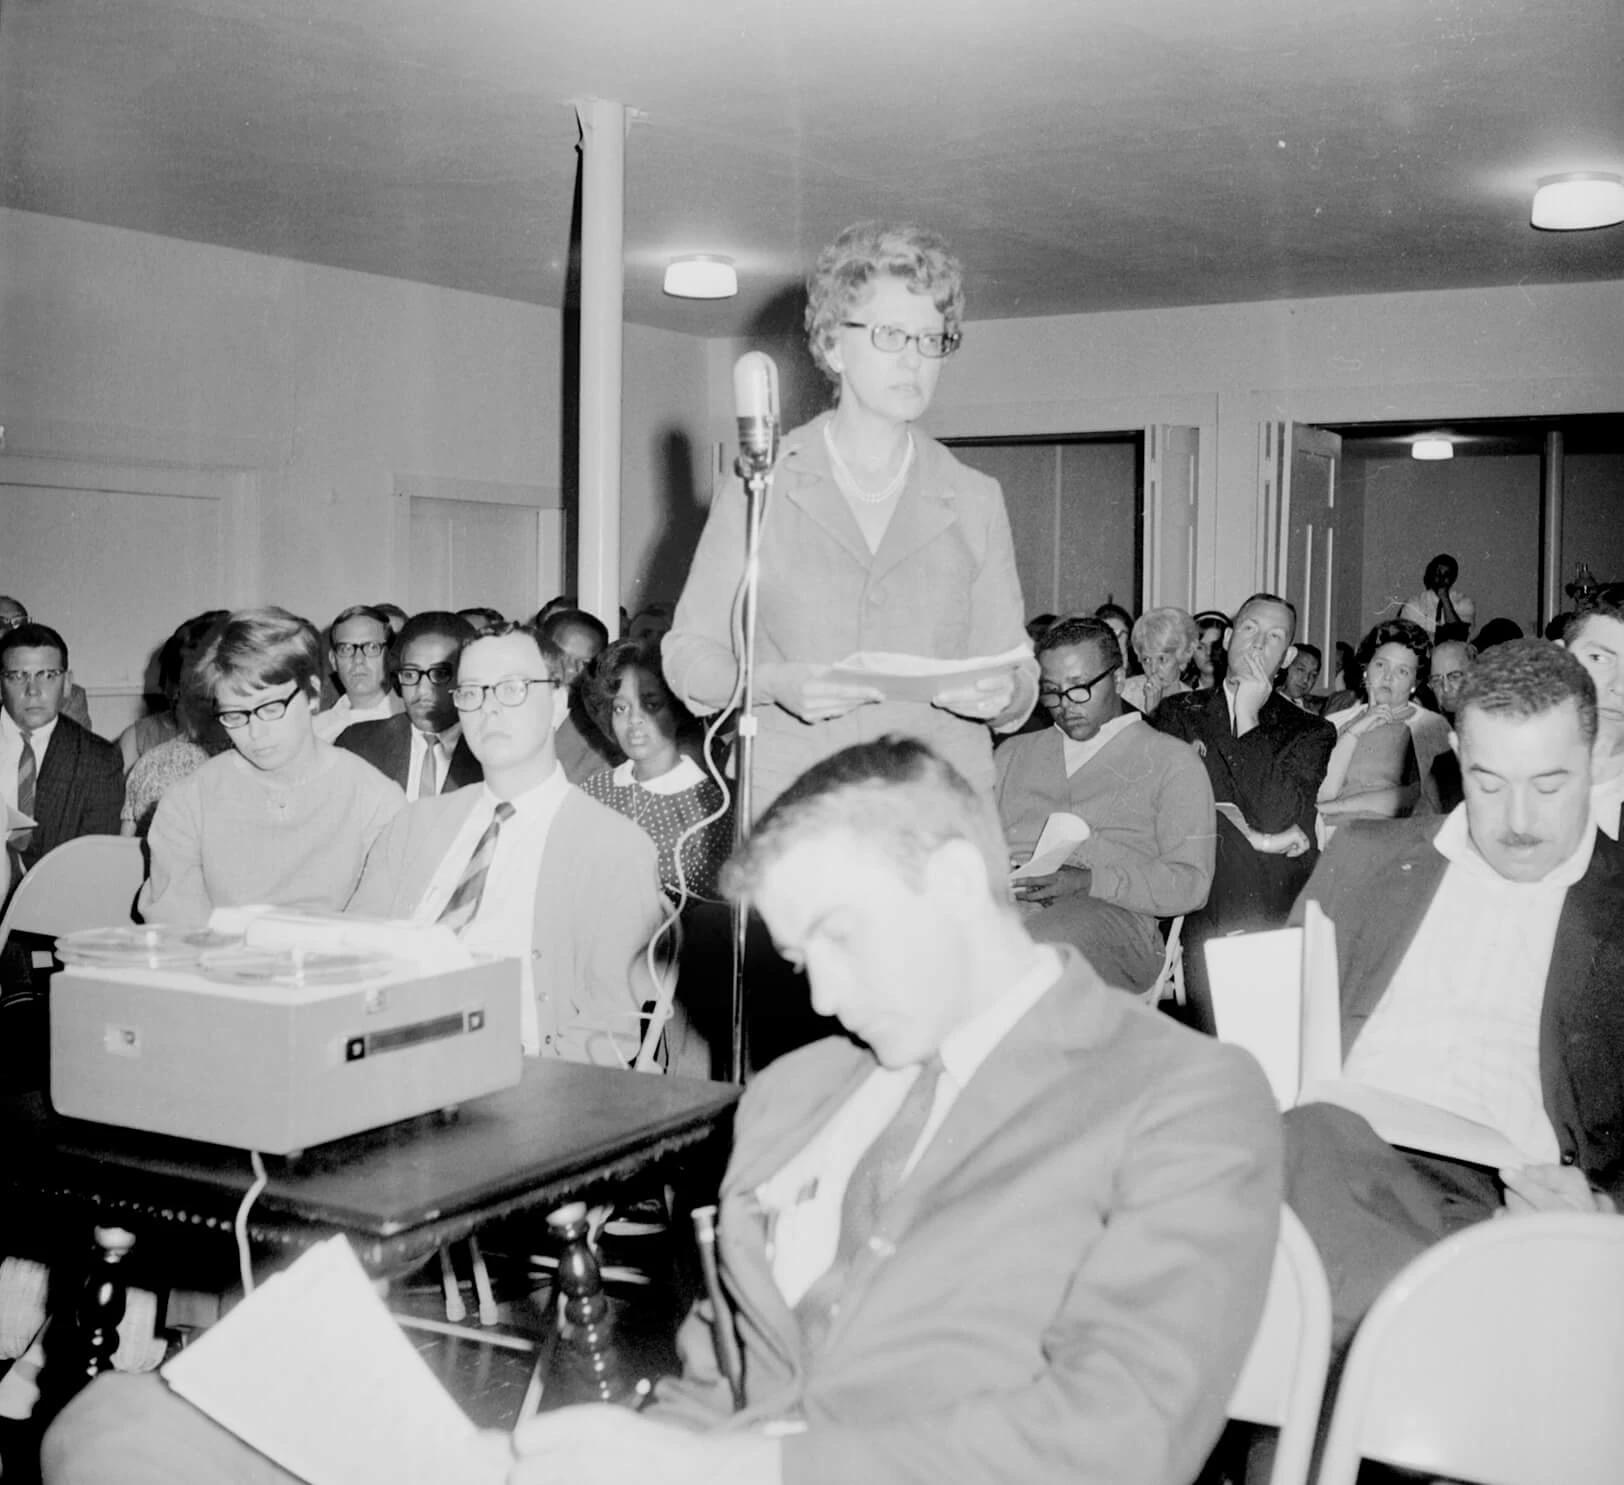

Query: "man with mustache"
left=1284, top=639, right=1624, bottom=1342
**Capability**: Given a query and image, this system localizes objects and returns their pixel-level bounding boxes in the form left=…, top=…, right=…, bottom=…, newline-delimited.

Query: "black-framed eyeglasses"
left=334, top=640, right=387, bottom=659
left=451, top=676, right=554, bottom=713
left=839, top=321, right=962, bottom=359
left=215, top=685, right=301, bottom=729
left=1038, top=661, right=1120, bottom=709
left=0, top=611, right=28, bottom=631
left=396, top=664, right=455, bottom=687
left=1, top=668, right=64, bottom=688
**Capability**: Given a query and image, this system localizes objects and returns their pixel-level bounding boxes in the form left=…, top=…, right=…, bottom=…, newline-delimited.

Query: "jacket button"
left=1561, top=1150, right=1577, bottom=1166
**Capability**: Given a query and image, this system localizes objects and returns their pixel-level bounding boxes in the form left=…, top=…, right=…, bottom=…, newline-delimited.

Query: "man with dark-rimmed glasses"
left=336, top=610, right=485, bottom=799
left=347, top=621, right=665, bottom=1062
left=995, top=615, right=1215, bottom=994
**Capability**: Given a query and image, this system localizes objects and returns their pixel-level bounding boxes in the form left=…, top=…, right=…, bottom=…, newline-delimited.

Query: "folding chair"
left=0, top=834, right=144, bottom=956
left=1318, top=1212, right=1624, bottom=1485
left=1225, top=1207, right=1332, bottom=1485
left=1140, top=914, right=1186, bottom=1008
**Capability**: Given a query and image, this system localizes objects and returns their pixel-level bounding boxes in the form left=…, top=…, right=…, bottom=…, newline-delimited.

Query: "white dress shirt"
left=406, top=723, right=462, bottom=801
left=756, top=946, right=1063, bottom=1306
left=410, top=765, right=572, bottom=1054
left=1342, top=805, right=1594, bottom=1164
left=312, top=693, right=401, bottom=743
left=0, top=710, right=58, bottom=811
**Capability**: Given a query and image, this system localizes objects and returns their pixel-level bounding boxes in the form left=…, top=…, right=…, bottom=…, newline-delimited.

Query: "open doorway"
left=944, top=433, right=1144, bottom=624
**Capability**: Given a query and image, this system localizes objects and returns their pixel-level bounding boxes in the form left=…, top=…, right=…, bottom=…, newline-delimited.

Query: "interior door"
left=1142, top=425, right=1199, bottom=610
left=1259, top=422, right=1341, bottom=657
left=406, top=496, right=563, bottom=622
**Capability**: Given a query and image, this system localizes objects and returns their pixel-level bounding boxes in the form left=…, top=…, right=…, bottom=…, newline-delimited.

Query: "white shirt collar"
left=1433, top=802, right=1595, bottom=888
left=609, top=754, right=705, bottom=794
left=1057, top=708, right=1139, bottom=775
left=482, top=761, right=570, bottom=818
left=1, top=709, right=58, bottom=748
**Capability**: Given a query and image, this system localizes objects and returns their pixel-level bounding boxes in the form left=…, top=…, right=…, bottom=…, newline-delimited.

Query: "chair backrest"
left=1142, top=914, right=1186, bottom=1008
left=1318, top=1212, right=1624, bottom=1485
left=1226, top=1206, right=1332, bottom=1485
left=0, top=835, right=145, bottom=956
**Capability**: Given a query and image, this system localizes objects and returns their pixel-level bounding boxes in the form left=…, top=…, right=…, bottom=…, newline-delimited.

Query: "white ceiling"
left=2, top=0, right=1621, bottom=336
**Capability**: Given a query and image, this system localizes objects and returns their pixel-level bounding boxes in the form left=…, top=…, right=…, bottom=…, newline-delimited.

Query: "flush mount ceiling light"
left=1412, top=438, right=1454, bottom=461
left=662, top=255, right=737, bottom=299
left=1531, top=173, right=1624, bottom=231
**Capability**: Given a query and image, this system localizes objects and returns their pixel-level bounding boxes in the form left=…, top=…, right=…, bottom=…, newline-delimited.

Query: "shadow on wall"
left=745, top=284, right=829, bottom=435
left=639, top=426, right=706, bottom=603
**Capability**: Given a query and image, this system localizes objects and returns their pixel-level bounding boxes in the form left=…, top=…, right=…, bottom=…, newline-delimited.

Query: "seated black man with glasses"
left=337, top=611, right=485, bottom=799
left=346, top=621, right=666, bottom=1061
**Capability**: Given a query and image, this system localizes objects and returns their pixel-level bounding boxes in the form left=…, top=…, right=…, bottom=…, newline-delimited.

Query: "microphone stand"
left=727, top=453, right=771, bottom=1084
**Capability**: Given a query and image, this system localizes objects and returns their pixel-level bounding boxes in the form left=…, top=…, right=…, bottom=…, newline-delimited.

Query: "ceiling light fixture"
left=1411, top=438, right=1454, bottom=461
left=1531, top=173, right=1624, bottom=231
left=663, top=255, right=737, bottom=299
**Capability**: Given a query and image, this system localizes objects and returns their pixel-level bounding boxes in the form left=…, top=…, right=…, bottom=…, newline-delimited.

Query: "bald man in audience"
left=538, top=607, right=619, bottom=783
left=1563, top=602, right=1624, bottom=840
left=1284, top=640, right=1624, bottom=1343
left=44, top=737, right=1281, bottom=1485
left=996, top=615, right=1214, bottom=994
left=347, top=622, right=664, bottom=1062
left=336, top=611, right=483, bottom=799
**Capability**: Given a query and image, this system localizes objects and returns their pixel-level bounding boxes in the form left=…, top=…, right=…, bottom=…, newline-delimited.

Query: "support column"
left=1540, top=429, right=1564, bottom=625
left=574, top=99, right=628, bottom=626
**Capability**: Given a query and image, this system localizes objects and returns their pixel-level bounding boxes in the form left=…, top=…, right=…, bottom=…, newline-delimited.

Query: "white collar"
left=1433, top=803, right=1595, bottom=888
left=609, top=754, right=706, bottom=794
left=481, top=762, right=569, bottom=817
left=1, top=709, right=59, bottom=747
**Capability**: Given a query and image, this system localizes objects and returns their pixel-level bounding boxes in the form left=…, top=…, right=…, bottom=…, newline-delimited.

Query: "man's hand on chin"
left=509, top=1406, right=782, bottom=1485
left=1499, top=1163, right=1615, bottom=1215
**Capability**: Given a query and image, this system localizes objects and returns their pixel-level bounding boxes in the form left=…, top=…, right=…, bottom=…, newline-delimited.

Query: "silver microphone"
left=733, top=351, right=780, bottom=477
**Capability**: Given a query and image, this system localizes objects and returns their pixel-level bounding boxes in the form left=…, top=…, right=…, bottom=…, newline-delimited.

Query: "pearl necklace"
left=824, top=424, right=915, bottom=505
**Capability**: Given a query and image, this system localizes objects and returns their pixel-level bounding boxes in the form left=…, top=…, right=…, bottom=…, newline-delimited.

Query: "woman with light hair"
left=140, top=607, right=404, bottom=926
left=1119, top=607, right=1199, bottom=715
left=664, top=221, right=1037, bottom=813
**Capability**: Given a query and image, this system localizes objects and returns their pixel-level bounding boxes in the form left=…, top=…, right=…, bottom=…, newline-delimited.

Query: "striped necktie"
left=14, top=728, right=36, bottom=852
left=436, top=800, right=515, bottom=933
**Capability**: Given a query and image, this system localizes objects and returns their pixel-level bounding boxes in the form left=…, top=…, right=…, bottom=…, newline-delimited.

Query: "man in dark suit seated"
left=1152, top=593, right=1335, bottom=1027
left=2, top=621, right=124, bottom=879
left=1283, top=640, right=1624, bottom=1344
left=336, top=610, right=482, bottom=799
left=43, top=738, right=1283, bottom=1485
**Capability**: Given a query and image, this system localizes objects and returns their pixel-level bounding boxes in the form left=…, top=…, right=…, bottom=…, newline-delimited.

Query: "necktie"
left=795, top=1058, right=945, bottom=1355
left=436, top=801, right=515, bottom=933
left=417, top=737, right=443, bottom=801
left=14, top=729, right=36, bottom=852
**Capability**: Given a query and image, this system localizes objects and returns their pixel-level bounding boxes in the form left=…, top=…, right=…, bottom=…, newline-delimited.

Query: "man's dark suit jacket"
left=19, top=716, right=124, bottom=872
left=1152, top=686, right=1334, bottom=933
left=334, top=712, right=481, bottom=795
left=1291, top=815, right=1624, bottom=1203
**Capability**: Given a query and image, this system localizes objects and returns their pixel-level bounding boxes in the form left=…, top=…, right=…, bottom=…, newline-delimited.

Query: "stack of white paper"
left=1010, top=812, right=1092, bottom=881
left=162, top=1237, right=505, bottom=1485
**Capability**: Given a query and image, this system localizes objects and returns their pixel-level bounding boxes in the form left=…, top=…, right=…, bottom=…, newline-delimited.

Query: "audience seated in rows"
left=1318, top=618, right=1451, bottom=839
left=347, top=621, right=665, bottom=1063
left=1119, top=605, right=1198, bottom=714
left=45, top=737, right=1282, bottom=1485
left=1284, top=639, right=1624, bottom=1346
left=311, top=603, right=404, bottom=742
left=139, top=608, right=405, bottom=926
left=1153, top=594, right=1336, bottom=1026
left=996, top=616, right=1214, bottom=994
left=0, top=596, right=94, bottom=732
left=335, top=610, right=483, bottom=799
left=579, top=637, right=732, bottom=903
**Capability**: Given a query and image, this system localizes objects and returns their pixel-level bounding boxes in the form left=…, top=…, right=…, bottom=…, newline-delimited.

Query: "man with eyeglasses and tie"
left=312, top=604, right=405, bottom=742
left=994, top=615, right=1215, bottom=996
left=336, top=610, right=484, bottom=799
left=1, top=620, right=124, bottom=881
left=348, top=621, right=665, bottom=1062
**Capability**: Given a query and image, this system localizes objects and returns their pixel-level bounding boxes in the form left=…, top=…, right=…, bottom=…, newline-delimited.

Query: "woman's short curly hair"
left=804, top=221, right=965, bottom=387
left=584, top=636, right=698, bottom=744
left=1353, top=618, right=1432, bottom=702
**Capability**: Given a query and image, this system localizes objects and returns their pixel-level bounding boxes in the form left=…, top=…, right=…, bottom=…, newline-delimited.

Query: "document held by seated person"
left=161, top=1236, right=504, bottom=1485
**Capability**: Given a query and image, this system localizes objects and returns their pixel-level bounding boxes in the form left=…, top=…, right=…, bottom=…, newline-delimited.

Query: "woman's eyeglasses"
left=215, top=686, right=300, bottom=729
left=840, top=322, right=962, bottom=358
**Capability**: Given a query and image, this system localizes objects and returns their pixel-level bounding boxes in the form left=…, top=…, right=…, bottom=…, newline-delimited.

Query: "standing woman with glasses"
left=140, top=608, right=405, bottom=927
left=664, top=221, right=1038, bottom=815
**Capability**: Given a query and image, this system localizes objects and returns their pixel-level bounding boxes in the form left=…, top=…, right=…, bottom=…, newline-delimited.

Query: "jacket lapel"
left=779, top=424, right=871, bottom=568
left=868, top=473, right=957, bottom=585
left=30, top=718, right=78, bottom=845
